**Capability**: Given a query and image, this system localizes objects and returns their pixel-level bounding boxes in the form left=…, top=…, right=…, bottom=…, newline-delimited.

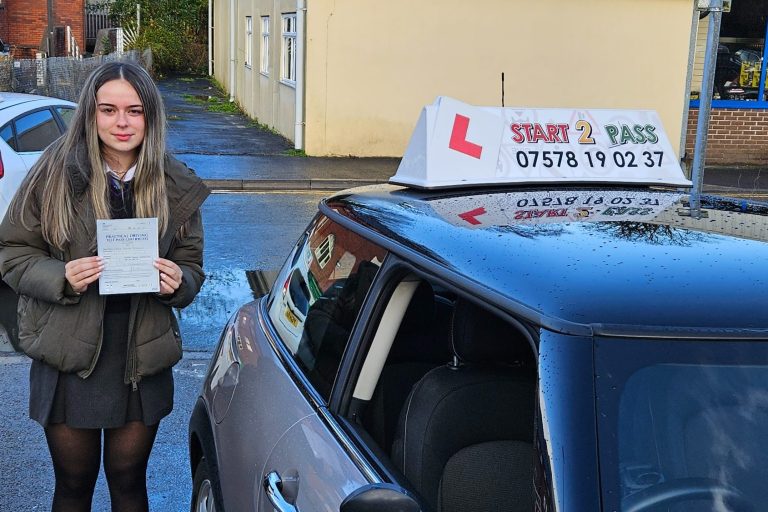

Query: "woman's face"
left=95, top=78, right=146, bottom=165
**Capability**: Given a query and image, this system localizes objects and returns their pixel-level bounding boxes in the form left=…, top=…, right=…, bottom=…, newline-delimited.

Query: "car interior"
left=347, top=274, right=539, bottom=512
left=618, top=364, right=768, bottom=511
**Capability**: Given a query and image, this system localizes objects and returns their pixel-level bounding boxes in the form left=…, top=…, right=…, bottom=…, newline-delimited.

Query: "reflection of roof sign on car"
left=189, top=99, right=768, bottom=512
left=0, top=92, right=76, bottom=349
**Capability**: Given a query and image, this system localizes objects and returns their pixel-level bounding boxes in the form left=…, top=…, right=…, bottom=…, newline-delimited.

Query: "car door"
left=257, top=216, right=389, bottom=511
left=215, top=214, right=395, bottom=511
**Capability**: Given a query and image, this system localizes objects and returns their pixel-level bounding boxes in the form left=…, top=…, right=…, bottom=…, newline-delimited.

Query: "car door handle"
left=264, top=471, right=299, bottom=512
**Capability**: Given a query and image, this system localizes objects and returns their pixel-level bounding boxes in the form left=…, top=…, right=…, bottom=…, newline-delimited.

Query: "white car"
left=0, top=92, right=77, bottom=222
left=0, top=93, right=76, bottom=350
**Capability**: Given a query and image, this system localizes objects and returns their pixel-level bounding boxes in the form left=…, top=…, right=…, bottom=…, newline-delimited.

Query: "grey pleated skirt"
left=29, top=296, right=174, bottom=429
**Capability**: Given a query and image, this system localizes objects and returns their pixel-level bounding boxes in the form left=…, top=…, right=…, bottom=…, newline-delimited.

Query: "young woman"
left=0, top=61, right=209, bottom=511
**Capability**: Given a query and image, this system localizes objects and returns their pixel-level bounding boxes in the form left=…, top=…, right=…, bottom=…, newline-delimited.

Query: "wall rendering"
left=305, top=0, right=693, bottom=157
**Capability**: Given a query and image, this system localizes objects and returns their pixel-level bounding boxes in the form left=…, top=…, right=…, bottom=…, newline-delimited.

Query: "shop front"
left=687, top=1, right=768, bottom=165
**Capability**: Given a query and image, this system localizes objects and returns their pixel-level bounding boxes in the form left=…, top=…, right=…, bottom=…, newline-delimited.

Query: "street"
left=0, top=190, right=328, bottom=511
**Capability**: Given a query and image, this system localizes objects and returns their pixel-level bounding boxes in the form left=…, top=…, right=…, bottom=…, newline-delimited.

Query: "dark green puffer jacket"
left=0, top=147, right=210, bottom=385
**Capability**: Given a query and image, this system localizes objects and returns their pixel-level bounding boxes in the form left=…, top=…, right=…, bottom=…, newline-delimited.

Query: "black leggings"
left=44, top=421, right=159, bottom=512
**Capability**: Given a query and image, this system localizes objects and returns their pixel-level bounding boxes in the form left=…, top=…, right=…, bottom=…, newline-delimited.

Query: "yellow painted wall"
left=305, top=0, right=694, bottom=157
left=213, top=0, right=296, bottom=137
left=211, top=0, right=230, bottom=91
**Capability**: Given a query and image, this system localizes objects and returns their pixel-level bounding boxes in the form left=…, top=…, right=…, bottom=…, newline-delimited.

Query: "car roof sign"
left=390, top=96, right=692, bottom=189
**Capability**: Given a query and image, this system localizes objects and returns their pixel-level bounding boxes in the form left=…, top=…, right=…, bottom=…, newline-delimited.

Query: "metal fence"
left=87, top=8, right=114, bottom=50
left=0, top=49, right=152, bottom=102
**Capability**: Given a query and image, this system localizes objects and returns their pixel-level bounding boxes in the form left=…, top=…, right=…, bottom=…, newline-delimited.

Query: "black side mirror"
left=340, top=483, right=422, bottom=512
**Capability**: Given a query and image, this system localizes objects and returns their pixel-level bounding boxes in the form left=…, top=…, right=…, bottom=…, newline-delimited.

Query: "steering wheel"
left=622, top=477, right=755, bottom=512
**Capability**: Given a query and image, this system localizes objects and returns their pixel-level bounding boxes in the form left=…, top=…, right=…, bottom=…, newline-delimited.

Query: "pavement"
left=160, top=75, right=768, bottom=202
left=159, top=76, right=400, bottom=191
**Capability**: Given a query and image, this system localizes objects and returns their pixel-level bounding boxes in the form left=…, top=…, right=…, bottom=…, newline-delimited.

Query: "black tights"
left=44, top=421, right=159, bottom=512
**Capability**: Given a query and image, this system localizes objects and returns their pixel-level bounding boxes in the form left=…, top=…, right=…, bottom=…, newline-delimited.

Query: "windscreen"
left=595, top=338, right=768, bottom=512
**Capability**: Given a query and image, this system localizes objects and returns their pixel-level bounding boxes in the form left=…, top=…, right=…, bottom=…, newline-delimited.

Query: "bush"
left=109, top=0, right=208, bottom=74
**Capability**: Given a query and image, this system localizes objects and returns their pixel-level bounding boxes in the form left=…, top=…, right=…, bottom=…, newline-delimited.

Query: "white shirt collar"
left=105, top=162, right=137, bottom=182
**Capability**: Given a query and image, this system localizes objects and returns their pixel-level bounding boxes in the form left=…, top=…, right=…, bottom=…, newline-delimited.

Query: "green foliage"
left=109, top=0, right=208, bottom=74
left=99, top=35, right=113, bottom=55
left=182, top=93, right=241, bottom=114
left=283, top=148, right=307, bottom=157
left=205, top=97, right=241, bottom=114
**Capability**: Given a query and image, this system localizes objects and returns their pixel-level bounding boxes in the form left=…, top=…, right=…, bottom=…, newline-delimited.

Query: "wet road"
left=180, top=191, right=326, bottom=351
left=0, top=190, right=328, bottom=512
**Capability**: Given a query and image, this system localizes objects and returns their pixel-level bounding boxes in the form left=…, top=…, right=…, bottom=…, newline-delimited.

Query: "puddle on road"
left=176, top=269, right=278, bottom=350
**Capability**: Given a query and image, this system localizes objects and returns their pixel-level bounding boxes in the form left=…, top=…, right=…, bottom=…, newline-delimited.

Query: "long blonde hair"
left=11, top=61, right=169, bottom=250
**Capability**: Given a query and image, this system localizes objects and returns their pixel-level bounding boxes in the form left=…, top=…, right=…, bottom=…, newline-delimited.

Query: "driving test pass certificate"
left=96, top=217, right=160, bottom=295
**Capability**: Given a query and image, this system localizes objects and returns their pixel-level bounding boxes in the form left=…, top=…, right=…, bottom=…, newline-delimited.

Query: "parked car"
left=189, top=175, right=768, bottom=511
left=0, top=92, right=76, bottom=348
left=189, top=98, right=768, bottom=511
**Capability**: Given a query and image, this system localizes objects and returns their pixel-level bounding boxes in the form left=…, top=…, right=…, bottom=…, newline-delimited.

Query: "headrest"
left=451, top=298, right=528, bottom=364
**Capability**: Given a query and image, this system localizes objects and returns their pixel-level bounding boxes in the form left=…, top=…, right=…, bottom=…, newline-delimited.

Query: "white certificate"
left=97, top=218, right=160, bottom=295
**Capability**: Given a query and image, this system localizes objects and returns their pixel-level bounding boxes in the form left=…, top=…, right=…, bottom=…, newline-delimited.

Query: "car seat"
left=391, top=298, right=536, bottom=512
left=364, top=281, right=453, bottom=451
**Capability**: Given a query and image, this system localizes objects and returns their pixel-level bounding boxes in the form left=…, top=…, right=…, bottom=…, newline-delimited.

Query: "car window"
left=15, top=109, right=60, bottom=152
left=350, top=276, right=538, bottom=510
left=55, top=107, right=75, bottom=128
left=267, top=215, right=387, bottom=400
left=0, top=123, right=14, bottom=150
left=595, top=338, right=768, bottom=511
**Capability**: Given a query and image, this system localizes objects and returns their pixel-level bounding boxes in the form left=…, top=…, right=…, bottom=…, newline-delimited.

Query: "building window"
left=691, top=0, right=768, bottom=108
left=281, top=13, right=297, bottom=85
left=260, top=16, right=270, bottom=75
left=245, top=16, right=253, bottom=68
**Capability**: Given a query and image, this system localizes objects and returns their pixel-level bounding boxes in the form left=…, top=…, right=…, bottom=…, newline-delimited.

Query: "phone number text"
left=513, top=150, right=664, bottom=169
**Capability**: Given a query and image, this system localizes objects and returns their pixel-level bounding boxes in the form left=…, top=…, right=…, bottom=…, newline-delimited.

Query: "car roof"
left=0, top=92, right=76, bottom=110
left=324, top=184, right=768, bottom=337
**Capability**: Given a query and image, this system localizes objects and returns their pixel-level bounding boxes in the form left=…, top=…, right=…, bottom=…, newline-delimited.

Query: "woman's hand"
left=65, top=256, right=104, bottom=294
left=154, top=258, right=183, bottom=296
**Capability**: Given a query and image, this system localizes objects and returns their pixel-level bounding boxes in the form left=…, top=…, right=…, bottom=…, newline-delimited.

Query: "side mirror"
left=340, top=483, right=422, bottom=512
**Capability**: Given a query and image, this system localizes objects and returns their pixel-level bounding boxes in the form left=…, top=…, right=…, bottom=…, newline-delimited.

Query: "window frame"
left=691, top=15, right=768, bottom=109
left=244, top=15, right=253, bottom=68
left=7, top=107, right=66, bottom=154
left=260, top=16, right=270, bottom=76
left=281, top=12, right=297, bottom=86
left=54, top=106, right=75, bottom=130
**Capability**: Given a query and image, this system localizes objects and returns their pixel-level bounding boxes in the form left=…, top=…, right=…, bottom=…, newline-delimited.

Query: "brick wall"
left=3, top=0, right=84, bottom=57
left=54, top=0, right=84, bottom=53
left=686, top=108, right=768, bottom=165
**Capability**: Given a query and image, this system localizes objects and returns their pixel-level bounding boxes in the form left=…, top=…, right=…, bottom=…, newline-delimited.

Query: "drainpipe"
left=229, top=0, right=235, bottom=102
left=294, top=0, right=306, bottom=150
left=208, top=0, right=212, bottom=75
